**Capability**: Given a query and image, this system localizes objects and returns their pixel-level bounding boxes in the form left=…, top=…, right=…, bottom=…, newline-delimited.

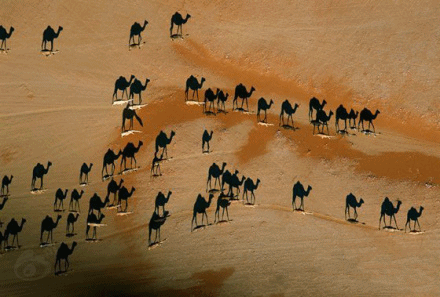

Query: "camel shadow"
left=85, top=238, right=102, bottom=243
left=192, top=224, right=211, bottom=231
left=31, top=188, right=47, bottom=194
left=217, top=110, right=228, bottom=115
left=65, top=233, right=77, bottom=238
left=102, top=174, right=112, bottom=181
left=208, top=189, right=219, bottom=193
left=5, top=245, right=20, bottom=251
left=280, top=124, right=297, bottom=131
left=408, top=230, right=424, bottom=235
left=129, top=41, right=146, bottom=50
left=346, top=218, right=365, bottom=224
left=55, top=271, right=69, bottom=276
left=40, top=49, right=59, bottom=56
left=204, top=110, right=216, bottom=117
left=40, top=242, right=57, bottom=248
left=54, top=209, right=65, bottom=213
left=148, top=239, right=167, bottom=249
left=234, top=107, right=249, bottom=113
left=360, top=129, right=378, bottom=136
left=170, top=33, right=189, bottom=40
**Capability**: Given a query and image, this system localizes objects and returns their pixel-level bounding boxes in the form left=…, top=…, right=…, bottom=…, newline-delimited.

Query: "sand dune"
left=1, top=0, right=440, bottom=296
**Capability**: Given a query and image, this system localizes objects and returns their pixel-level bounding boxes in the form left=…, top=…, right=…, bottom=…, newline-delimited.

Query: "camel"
left=227, top=173, right=246, bottom=199
left=102, top=149, right=122, bottom=179
left=0, top=26, right=14, bottom=50
left=217, top=90, right=229, bottom=113
left=170, top=12, right=191, bottom=37
left=31, top=161, right=52, bottom=190
left=155, top=131, right=175, bottom=159
left=206, top=162, right=227, bottom=192
left=41, top=26, right=63, bottom=52
left=405, top=206, right=424, bottom=232
left=117, top=186, right=135, bottom=212
left=86, top=213, right=105, bottom=240
left=149, top=212, right=167, bottom=245
left=191, top=194, right=214, bottom=231
left=204, top=88, right=220, bottom=114
left=129, top=78, right=150, bottom=105
left=345, top=193, right=364, bottom=221
left=122, top=103, right=143, bottom=132
left=88, top=193, right=109, bottom=216
left=54, top=188, right=69, bottom=211
left=151, top=153, right=162, bottom=177
left=40, top=215, right=62, bottom=244
left=292, top=181, right=312, bottom=211
left=308, top=97, right=327, bottom=122
left=1, top=175, right=13, bottom=195
left=379, top=197, right=402, bottom=229
left=120, top=141, right=143, bottom=172
left=5, top=218, right=25, bottom=248
left=257, top=98, right=274, bottom=123
left=202, top=130, right=213, bottom=153
left=233, top=84, right=255, bottom=111
left=185, top=75, right=205, bottom=101
left=358, top=108, right=380, bottom=133
left=113, top=75, right=135, bottom=103
left=55, top=242, right=77, bottom=274
left=106, top=178, right=124, bottom=206
left=66, top=213, right=79, bottom=235
left=79, top=163, right=93, bottom=184
left=313, top=109, right=334, bottom=135
left=215, top=192, right=231, bottom=223
left=243, top=178, right=260, bottom=205
left=347, top=109, right=359, bottom=129
left=279, top=100, right=299, bottom=128
left=69, top=189, right=84, bottom=212
left=335, top=104, right=349, bottom=133
left=129, top=20, right=148, bottom=47
left=155, top=191, right=172, bottom=216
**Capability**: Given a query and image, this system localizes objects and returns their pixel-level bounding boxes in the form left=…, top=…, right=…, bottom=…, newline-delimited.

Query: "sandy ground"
left=1, top=0, right=440, bottom=296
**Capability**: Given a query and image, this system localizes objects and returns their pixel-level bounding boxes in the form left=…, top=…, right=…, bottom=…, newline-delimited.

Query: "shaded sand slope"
left=1, top=0, right=440, bottom=296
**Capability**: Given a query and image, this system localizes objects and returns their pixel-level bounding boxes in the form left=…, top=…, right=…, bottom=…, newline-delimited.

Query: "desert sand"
left=1, top=0, right=440, bottom=296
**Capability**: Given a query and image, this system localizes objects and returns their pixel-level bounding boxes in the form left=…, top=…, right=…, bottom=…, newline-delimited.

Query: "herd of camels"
left=0, top=10, right=425, bottom=277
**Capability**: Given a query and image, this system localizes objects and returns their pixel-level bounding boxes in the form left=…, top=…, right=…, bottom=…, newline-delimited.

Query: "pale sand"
left=1, top=0, right=440, bottom=296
